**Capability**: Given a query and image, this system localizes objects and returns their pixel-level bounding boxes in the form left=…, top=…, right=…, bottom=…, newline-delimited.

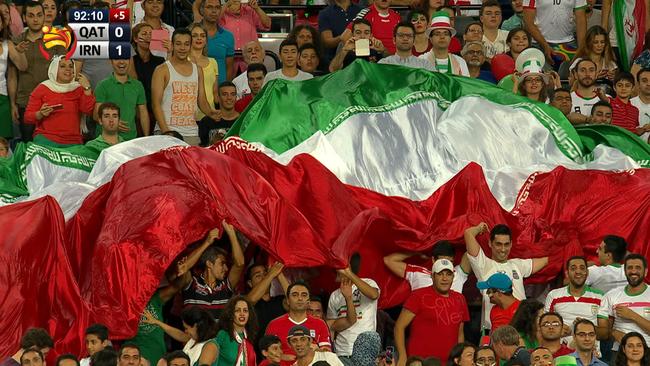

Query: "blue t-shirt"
left=318, top=3, right=362, bottom=59
left=207, top=27, right=235, bottom=84
left=478, top=69, right=498, bottom=84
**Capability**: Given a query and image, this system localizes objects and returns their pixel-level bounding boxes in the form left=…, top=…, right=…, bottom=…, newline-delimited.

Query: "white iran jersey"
left=599, top=285, right=650, bottom=350
left=631, top=96, right=650, bottom=142
left=326, top=278, right=380, bottom=356
left=586, top=264, right=627, bottom=294
left=571, top=91, right=600, bottom=116
left=468, top=248, right=533, bottom=329
left=522, top=0, right=588, bottom=43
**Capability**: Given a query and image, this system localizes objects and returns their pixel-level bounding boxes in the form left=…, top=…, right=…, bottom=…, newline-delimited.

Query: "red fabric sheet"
left=1, top=145, right=650, bottom=357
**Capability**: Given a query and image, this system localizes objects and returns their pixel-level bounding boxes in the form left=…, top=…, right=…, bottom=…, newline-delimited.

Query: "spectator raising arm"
left=223, top=220, right=245, bottom=287
left=246, top=262, right=285, bottom=305
left=395, top=309, right=416, bottom=366
left=383, top=252, right=416, bottom=279
left=464, top=222, right=489, bottom=257
left=531, top=257, right=549, bottom=274
left=327, top=277, right=358, bottom=332
left=337, top=267, right=379, bottom=300
left=177, top=227, right=221, bottom=287
left=574, top=8, right=587, bottom=48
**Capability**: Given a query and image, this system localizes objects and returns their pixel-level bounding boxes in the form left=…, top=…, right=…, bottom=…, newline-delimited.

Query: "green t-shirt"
left=85, top=135, right=124, bottom=153
left=128, top=291, right=166, bottom=366
left=94, top=73, right=147, bottom=141
left=215, top=330, right=245, bottom=366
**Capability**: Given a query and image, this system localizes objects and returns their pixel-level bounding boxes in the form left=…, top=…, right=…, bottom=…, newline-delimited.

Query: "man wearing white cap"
left=419, top=11, right=469, bottom=77
left=394, top=258, right=469, bottom=366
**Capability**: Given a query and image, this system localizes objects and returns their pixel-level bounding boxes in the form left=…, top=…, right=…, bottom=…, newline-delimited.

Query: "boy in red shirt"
left=609, top=72, right=641, bottom=134
left=477, top=272, right=520, bottom=331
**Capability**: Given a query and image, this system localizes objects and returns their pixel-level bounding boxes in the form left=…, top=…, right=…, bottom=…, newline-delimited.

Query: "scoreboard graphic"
left=66, top=8, right=131, bottom=59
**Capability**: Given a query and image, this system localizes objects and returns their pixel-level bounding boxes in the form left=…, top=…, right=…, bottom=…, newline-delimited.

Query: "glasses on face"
left=541, top=321, right=561, bottom=328
left=526, top=77, right=543, bottom=84
left=466, top=50, right=483, bottom=56
left=575, top=332, right=597, bottom=338
left=468, top=28, right=483, bottom=34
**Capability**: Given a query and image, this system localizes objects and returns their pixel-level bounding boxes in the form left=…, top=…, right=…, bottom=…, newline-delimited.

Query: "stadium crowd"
left=4, top=223, right=650, bottom=366
left=0, top=0, right=650, bottom=365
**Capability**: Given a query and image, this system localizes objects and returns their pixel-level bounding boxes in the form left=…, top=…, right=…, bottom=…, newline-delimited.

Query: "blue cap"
left=477, top=272, right=513, bottom=292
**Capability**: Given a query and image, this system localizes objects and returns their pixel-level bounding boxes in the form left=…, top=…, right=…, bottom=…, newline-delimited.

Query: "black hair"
left=573, top=318, right=596, bottom=335
left=431, top=240, right=455, bottom=259
left=279, top=39, right=298, bottom=53
left=246, top=263, right=266, bottom=282
left=510, top=299, right=544, bottom=342
left=20, top=328, right=53, bottom=350
left=246, top=63, right=268, bottom=76
left=614, top=71, right=635, bottom=86
left=565, top=256, right=587, bottom=270
left=288, top=24, right=322, bottom=55
left=479, top=0, right=501, bottom=16
left=20, top=350, right=44, bottom=365
left=447, top=342, right=477, bottom=366
left=637, top=67, right=650, bottom=82
left=474, top=346, right=496, bottom=363
left=172, top=28, right=192, bottom=43
left=163, top=351, right=190, bottom=366
left=56, top=355, right=79, bottom=366
left=199, top=245, right=228, bottom=267
left=22, top=0, right=43, bottom=17
left=350, top=252, right=361, bottom=274
left=286, top=280, right=310, bottom=298
left=352, top=18, right=372, bottom=32
left=312, top=362, right=332, bottom=366
left=93, top=1, right=110, bottom=9
left=625, top=253, right=647, bottom=270
left=217, top=295, right=258, bottom=343
left=259, top=334, right=282, bottom=351
left=393, top=21, right=415, bottom=38
left=616, top=332, right=650, bottom=366
left=298, top=43, right=319, bottom=58
left=550, top=87, right=571, bottom=102
left=539, top=311, right=563, bottom=326
left=98, top=103, right=121, bottom=119
left=118, top=343, right=140, bottom=357
left=490, top=224, right=511, bottom=242
left=573, top=58, right=597, bottom=72
left=91, top=349, right=118, bottom=366
left=464, top=21, right=483, bottom=35
left=218, top=81, right=236, bottom=91
left=603, top=235, right=628, bottom=262
left=180, top=306, right=218, bottom=342
left=590, top=101, right=612, bottom=116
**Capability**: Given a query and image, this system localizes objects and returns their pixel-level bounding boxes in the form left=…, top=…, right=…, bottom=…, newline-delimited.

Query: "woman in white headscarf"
left=24, top=55, right=95, bottom=147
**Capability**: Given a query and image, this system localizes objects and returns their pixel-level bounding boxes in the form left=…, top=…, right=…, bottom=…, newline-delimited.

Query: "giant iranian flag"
left=2, top=61, right=650, bottom=356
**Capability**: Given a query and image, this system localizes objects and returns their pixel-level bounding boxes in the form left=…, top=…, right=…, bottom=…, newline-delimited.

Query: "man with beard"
left=394, top=259, right=469, bottom=365
left=598, top=254, right=650, bottom=348
left=379, top=22, right=434, bottom=70
left=545, top=256, right=603, bottom=349
left=478, top=272, right=519, bottom=330
left=232, top=40, right=264, bottom=97
left=538, top=312, right=573, bottom=357
left=587, top=235, right=628, bottom=294
left=461, top=41, right=496, bottom=83
left=266, top=282, right=332, bottom=366
left=570, top=59, right=602, bottom=117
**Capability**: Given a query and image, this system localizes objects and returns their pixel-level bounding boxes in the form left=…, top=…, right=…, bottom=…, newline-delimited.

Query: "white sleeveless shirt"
left=160, top=60, right=199, bottom=137
left=0, top=40, right=9, bottom=95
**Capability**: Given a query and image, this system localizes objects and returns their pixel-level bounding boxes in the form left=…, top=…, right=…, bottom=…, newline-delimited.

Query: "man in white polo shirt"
left=464, top=222, right=549, bottom=331
left=586, top=235, right=628, bottom=294
left=597, top=254, right=650, bottom=351
left=545, top=256, right=603, bottom=349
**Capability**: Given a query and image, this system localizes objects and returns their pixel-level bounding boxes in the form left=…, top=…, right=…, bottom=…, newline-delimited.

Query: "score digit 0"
left=109, top=24, right=131, bottom=42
